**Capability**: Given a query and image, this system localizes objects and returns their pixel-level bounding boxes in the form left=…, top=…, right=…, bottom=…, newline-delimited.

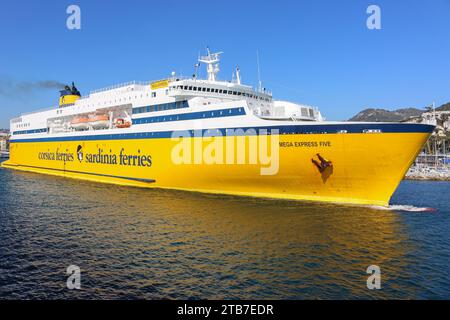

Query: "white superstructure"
left=10, top=50, right=323, bottom=141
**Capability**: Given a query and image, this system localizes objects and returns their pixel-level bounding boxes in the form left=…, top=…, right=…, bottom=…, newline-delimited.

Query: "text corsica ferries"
left=2, top=49, right=434, bottom=206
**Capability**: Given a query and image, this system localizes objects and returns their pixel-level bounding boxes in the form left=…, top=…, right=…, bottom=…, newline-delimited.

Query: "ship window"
left=301, top=108, right=308, bottom=117
left=189, top=86, right=192, bottom=90
left=202, top=87, right=206, bottom=92
left=152, top=92, right=156, bottom=98
left=207, top=88, right=211, bottom=92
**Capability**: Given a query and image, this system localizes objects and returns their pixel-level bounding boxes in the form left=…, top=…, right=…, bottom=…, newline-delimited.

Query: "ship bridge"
left=168, top=79, right=272, bottom=102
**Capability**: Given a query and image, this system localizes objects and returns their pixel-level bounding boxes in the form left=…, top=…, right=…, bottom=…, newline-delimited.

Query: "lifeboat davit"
left=89, top=114, right=110, bottom=129
left=114, top=118, right=131, bottom=128
left=70, top=116, right=89, bottom=130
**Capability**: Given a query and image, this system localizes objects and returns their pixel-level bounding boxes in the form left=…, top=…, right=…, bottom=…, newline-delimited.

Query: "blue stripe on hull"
left=10, top=123, right=435, bottom=143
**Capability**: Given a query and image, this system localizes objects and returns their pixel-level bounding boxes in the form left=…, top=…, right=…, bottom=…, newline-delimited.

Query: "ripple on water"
left=0, top=166, right=449, bottom=299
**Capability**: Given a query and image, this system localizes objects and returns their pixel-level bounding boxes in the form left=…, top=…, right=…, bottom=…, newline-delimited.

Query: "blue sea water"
left=0, top=164, right=449, bottom=299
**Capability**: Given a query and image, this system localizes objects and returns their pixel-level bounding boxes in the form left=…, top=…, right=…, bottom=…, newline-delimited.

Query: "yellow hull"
left=1, top=131, right=431, bottom=206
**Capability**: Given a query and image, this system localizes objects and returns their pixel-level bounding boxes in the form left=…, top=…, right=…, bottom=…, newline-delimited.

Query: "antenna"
left=433, top=101, right=436, bottom=119
left=193, top=62, right=200, bottom=80
left=236, top=66, right=241, bottom=85
left=256, top=49, right=262, bottom=92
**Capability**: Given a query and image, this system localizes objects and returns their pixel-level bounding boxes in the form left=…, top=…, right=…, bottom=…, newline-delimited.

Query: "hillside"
left=436, top=102, right=450, bottom=111
left=349, top=108, right=423, bottom=122
left=349, top=103, right=449, bottom=122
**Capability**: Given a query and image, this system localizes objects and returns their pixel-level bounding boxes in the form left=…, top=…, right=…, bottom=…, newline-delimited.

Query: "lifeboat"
left=89, top=114, right=110, bottom=129
left=114, top=118, right=131, bottom=128
left=70, top=116, right=89, bottom=130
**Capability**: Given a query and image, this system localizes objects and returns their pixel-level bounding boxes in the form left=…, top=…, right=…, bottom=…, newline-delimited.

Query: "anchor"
left=312, top=153, right=333, bottom=173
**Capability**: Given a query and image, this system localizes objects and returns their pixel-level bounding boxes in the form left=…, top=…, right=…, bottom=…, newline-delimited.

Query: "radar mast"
left=198, top=47, right=223, bottom=82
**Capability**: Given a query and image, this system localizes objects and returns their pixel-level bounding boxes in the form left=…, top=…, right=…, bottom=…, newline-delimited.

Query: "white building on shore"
left=0, top=132, right=9, bottom=151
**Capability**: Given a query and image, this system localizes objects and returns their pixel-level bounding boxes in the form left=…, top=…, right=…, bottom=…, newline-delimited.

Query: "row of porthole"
left=133, top=108, right=244, bottom=125
left=16, top=122, right=31, bottom=129
left=132, top=100, right=189, bottom=114
left=13, top=128, right=47, bottom=135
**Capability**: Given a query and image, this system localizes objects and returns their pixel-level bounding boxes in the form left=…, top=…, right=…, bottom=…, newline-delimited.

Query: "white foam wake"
left=370, top=204, right=436, bottom=212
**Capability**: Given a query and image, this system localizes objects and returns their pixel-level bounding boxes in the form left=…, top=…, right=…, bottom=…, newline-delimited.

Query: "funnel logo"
left=76, top=145, right=83, bottom=162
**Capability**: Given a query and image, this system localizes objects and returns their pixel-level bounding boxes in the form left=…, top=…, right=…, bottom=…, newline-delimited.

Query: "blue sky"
left=0, top=0, right=449, bottom=128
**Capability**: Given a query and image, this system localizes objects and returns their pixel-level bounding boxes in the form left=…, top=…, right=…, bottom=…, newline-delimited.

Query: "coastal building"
left=405, top=107, right=449, bottom=180
left=0, top=132, right=9, bottom=151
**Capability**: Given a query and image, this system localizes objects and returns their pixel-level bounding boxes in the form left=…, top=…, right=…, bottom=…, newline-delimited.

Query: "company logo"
left=38, top=146, right=152, bottom=168
left=77, top=145, right=83, bottom=162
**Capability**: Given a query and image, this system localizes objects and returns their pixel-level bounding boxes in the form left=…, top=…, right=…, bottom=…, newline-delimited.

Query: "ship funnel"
left=59, top=82, right=81, bottom=107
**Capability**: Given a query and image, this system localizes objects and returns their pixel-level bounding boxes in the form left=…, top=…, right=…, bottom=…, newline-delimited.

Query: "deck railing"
left=90, top=81, right=151, bottom=94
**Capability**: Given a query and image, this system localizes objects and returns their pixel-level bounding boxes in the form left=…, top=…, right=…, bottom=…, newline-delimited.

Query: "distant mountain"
left=349, top=108, right=423, bottom=122
left=436, top=102, right=450, bottom=111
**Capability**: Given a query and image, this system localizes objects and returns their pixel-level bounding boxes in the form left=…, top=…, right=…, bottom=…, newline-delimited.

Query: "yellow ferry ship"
left=1, top=50, right=434, bottom=206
